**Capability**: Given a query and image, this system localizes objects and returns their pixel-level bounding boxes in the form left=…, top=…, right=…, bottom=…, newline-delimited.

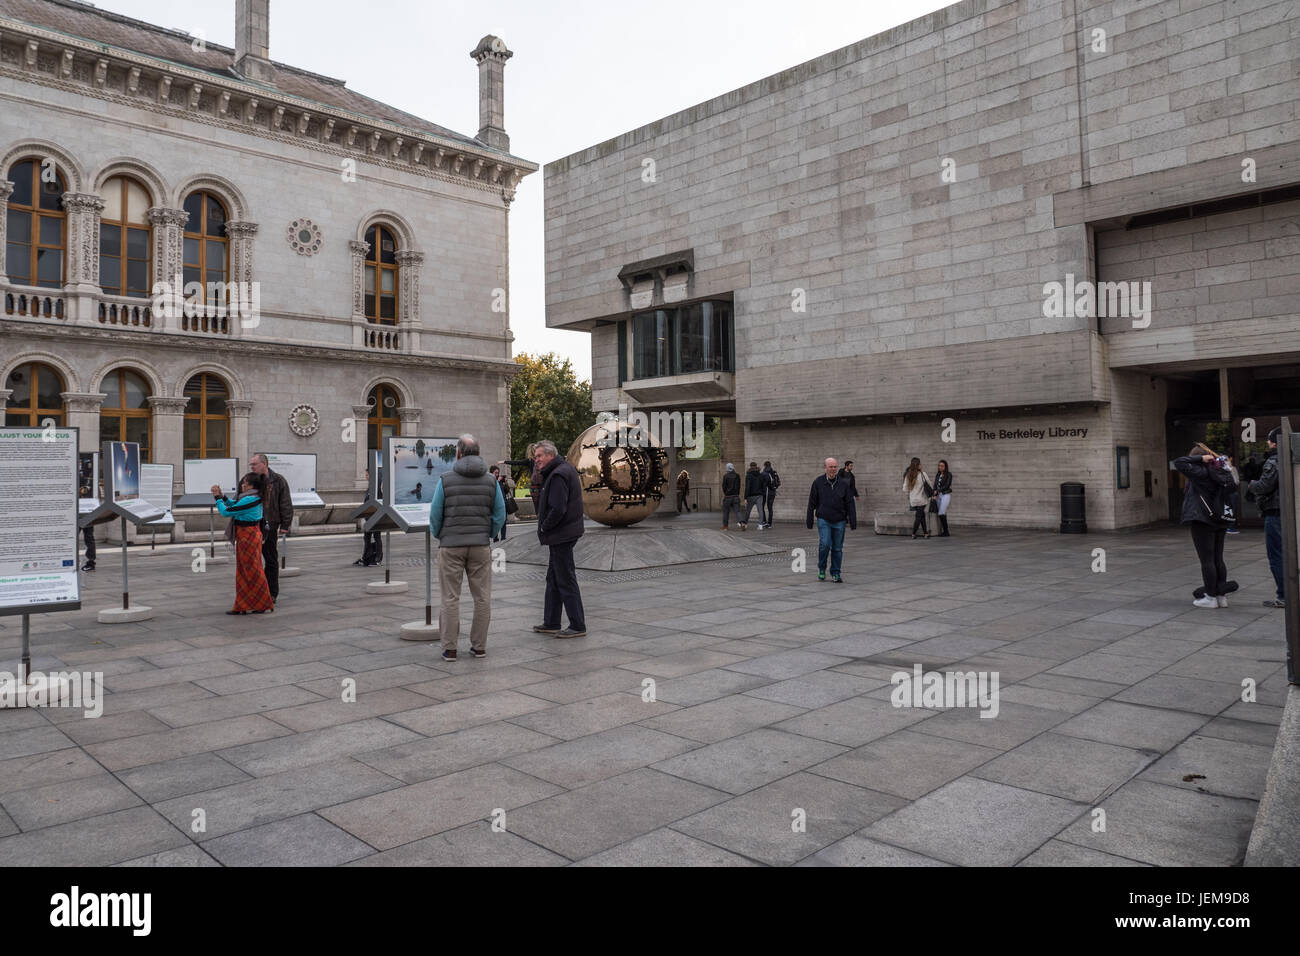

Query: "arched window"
left=182, top=191, right=229, bottom=307
left=364, top=225, right=398, bottom=325
left=98, top=177, right=152, bottom=298
left=5, top=160, right=66, bottom=289
left=367, top=383, right=400, bottom=450
left=4, top=362, right=65, bottom=427
left=100, top=369, right=152, bottom=462
left=183, top=373, right=228, bottom=459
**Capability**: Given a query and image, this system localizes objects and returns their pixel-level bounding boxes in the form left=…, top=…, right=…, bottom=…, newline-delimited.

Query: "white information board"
left=265, top=453, right=325, bottom=508
left=184, top=458, right=239, bottom=498
left=140, top=463, right=174, bottom=526
left=386, top=436, right=458, bottom=529
left=0, top=426, right=80, bottom=614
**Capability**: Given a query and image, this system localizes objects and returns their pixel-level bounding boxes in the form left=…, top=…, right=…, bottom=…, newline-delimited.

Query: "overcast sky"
left=92, top=0, right=955, bottom=381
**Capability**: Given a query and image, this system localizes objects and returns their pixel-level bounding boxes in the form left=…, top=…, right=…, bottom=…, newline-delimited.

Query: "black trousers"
left=911, top=506, right=929, bottom=535
left=676, top=491, right=688, bottom=513
left=1189, top=523, right=1228, bottom=596
left=262, top=528, right=280, bottom=599
left=544, top=541, right=585, bottom=630
left=83, top=526, right=96, bottom=563
left=362, top=531, right=382, bottom=564
left=765, top=492, right=776, bottom=525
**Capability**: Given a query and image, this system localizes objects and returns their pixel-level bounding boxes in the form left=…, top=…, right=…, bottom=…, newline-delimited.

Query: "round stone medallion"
left=287, top=218, right=323, bottom=256
left=289, top=404, right=320, bottom=437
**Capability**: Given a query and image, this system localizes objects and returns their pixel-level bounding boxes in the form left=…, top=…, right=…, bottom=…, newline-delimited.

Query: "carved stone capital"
left=147, top=207, right=189, bottom=227
left=348, top=240, right=370, bottom=257
left=61, top=193, right=105, bottom=213
left=352, top=404, right=374, bottom=420
left=147, top=396, right=191, bottom=414
left=0, top=181, right=14, bottom=202
left=61, top=391, right=108, bottom=413
left=397, top=406, right=422, bottom=424
left=224, top=399, right=254, bottom=419
left=394, top=250, right=424, bottom=266
left=225, top=221, right=260, bottom=239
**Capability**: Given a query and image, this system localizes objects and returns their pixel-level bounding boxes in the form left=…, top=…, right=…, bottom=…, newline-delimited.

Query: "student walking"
left=903, top=457, right=932, bottom=538
left=1175, top=445, right=1237, bottom=609
left=533, top=439, right=587, bottom=638
left=806, top=457, right=856, bottom=582
left=843, top=461, right=860, bottom=502
left=429, top=435, right=505, bottom=661
left=721, top=463, right=742, bottom=530
left=931, top=460, right=953, bottom=536
left=212, top=473, right=274, bottom=615
left=676, top=469, right=690, bottom=513
left=762, top=460, right=780, bottom=526
left=743, top=461, right=769, bottom=529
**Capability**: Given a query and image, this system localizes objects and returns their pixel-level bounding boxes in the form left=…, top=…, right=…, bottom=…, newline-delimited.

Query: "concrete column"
left=226, top=399, right=253, bottom=471
left=61, top=392, right=107, bottom=453
left=352, top=403, right=372, bottom=489
left=148, top=396, right=189, bottom=488
left=398, top=406, right=422, bottom=437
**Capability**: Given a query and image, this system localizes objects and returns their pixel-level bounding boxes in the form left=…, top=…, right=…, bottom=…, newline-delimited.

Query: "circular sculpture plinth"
left=567, top=420, right=670, bottom=528
left=280, top=567, right=302, bottom=578
left=366, top=580, right=408, bottom=595
left=98, top=605, right=154, bottom=624
left=399, top=621, right=439, bottom=642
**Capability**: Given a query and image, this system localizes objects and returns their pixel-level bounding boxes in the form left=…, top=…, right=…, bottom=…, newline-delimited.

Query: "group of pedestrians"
left=720, top=460, right=781, bottom=530
left=210, top=452, right=293, bottom=614
left=902, top=458, right=953, bottom=539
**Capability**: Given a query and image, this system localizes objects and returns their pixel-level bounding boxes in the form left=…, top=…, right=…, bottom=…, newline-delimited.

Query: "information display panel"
left=103, top=442, right=164, bottom=523
left=0, top=426, right=81, bottom=614
left=265, top=453, right=325, bottom=508
left=140, top=463, right=175, bottom=526
left=386, top=436, right=458, bottom=529
left=183, top=458, right=239, bottom=499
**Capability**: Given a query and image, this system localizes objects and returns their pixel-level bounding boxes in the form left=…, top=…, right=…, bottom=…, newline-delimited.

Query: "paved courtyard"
left=0, top=514, right=1290, bottom=866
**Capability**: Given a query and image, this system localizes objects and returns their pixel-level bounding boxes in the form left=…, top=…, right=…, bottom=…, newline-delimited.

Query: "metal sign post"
left=1279, top=418, right=1298, bottom=676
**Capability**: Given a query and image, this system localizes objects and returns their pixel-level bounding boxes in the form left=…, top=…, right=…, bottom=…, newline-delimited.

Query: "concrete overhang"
left=622, top=371, right=735, bottom=406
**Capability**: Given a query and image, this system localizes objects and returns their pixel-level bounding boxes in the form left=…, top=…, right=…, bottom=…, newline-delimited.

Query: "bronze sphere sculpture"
left=566, top=420, right=670, bottom=527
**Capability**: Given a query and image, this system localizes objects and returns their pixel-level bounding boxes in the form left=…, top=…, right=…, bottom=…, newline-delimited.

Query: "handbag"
left=504, top=493, right=519, bottom=515
left=928, top=499, right=939, bottom=514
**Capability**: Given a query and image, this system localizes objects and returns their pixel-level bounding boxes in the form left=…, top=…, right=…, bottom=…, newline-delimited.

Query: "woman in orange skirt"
left=212, top=473, right=274, bottom=614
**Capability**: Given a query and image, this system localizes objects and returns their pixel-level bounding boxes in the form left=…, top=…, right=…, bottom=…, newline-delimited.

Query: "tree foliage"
left=510, top=352, right=593, bottom=465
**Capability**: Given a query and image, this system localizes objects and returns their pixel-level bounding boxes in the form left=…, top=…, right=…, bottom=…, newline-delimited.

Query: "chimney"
left=470, top=35, right=512, bottom=151
left=235, top=0, right=276, bottom=84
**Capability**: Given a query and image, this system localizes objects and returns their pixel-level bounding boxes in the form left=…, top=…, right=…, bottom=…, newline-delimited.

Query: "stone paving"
left=0, top=512, right=1291, bottom=866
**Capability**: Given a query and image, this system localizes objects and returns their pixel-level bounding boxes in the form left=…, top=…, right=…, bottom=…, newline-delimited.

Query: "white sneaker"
left=1192, top=595, right=1218, bottom=609
left=1216, top=595, right=1228, bottom=608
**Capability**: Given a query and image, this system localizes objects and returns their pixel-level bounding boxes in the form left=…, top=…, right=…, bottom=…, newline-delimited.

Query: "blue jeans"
left=817, top=518, right=846, bottom=576
left=1265, top=515, right=1284, bottom=600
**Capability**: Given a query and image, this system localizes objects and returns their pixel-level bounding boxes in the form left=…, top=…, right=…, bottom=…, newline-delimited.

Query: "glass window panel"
left=380, top=269, right=394, bottom=293
left=380, top=295, right=395, bottom=319
left=100, top=416, right=121, bottom=444
left=101, top=373, right=122, bottom=409
left=205, top=196, right=227, bottom=236
left=99, top=257, right=120, bottom=293
left=100, top=224, right=121, bottom=257
left=126, top=227, right=149, bottom=260
left=182, top=266, right=200, bottom=290
left=124, top=372, right=149, bottom=409
left=183, top=236, right=200, bottom=265
left=36, top=248, right=62, bottom=283
left=206, top=395, right=226, bottom=416
left=125, top=417, right=150, bottom=458
left=183, top=193, right=203, bottom=229
left=364, top=294, right=376, bottom=316
left=38, top=177, right=63, bottom=211
left=39, top=217, right=62, bottom=246
left=367, top=424, right=378, bottom=451
left=100, top=177, right=124, bottom=221
left=380, top=234, right=396, bottom=264
left=125, top=180, right=149, bottom=223
left=7, top=210, right=30, bottom=243
left=126, top=260, right=148, bottom=295
left=36, top=365, right=63, bottom=408
left=206, top=242, right=226, bottom=269
left=9, top=163, right=33, bottom=207
left=364, top=227, right=376, bottom=260
left=206, top=426, right=225, bottom=452
left=184, top=418, right=200, bottom=449
left=6, top=366, right=32, bottom=406
left=365, top=265, right=375, bottom=292
left=7, top=242, right=30, bottom=283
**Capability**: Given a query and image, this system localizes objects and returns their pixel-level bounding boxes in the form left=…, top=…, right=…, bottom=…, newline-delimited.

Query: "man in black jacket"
left=251, top=453, right=293, bottom=601
left=532, top=439, right=586, bottom=638
left=806, top=457, right=856, bottom=582
left=1249, top=427, right=1285, bottom=611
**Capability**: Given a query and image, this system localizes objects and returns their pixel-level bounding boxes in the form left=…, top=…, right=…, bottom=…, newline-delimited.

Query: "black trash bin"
left=1060, top=481, right=1086, bottom=534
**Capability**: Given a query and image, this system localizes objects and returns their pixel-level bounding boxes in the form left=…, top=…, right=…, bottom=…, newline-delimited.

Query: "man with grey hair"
left=250, top=452, right=293, bottom=601
left=428, top=433, right=505, bottom=660
left=532, top=438, right=586, bottom=637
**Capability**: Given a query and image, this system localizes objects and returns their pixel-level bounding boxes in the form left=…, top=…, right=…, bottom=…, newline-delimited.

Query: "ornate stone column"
left=349, top=239, right=369, bottom=347
left=0, top=181, right=14, bottom=281
left=0, top=388, right=12, bottom=416
left=148, top=396, right=190, bottom=487
left=500, top=375, right=512, bottom=462
left=225, top=399, right=254, bottom=470
left=147, top=207, right=188, bottom=329
left=61, top=193, right=105, bottom=321
left=62, top=392, right=107, bottom=453
left=395, top=249, right=424, bottom=353
left=397, top=406, right=422, bottom=437
left=225, top=221, right=259, bottom=336
left=352, top=403, right=372, bottom=488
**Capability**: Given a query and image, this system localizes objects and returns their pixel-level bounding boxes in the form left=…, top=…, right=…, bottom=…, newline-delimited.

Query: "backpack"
left=1196, top=471, right=1236, bottom=527
left=769, top=470, right=781, bottom=490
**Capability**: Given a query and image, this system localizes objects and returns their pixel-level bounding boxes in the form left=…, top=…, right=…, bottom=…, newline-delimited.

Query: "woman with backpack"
left=931, top=460, right=953, bottom=536
left=1175, top=444, right=1238, bottom=608
left=903, top=457, right=932, bottom=539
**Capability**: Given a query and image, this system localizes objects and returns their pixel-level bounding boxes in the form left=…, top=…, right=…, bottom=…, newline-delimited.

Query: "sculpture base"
left=498, top=526, right=784, bottom=572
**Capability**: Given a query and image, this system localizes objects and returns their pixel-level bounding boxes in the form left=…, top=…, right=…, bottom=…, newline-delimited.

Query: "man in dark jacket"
left=429, top=434, right=505, bottom=661
left=251, top=453, right=293, bottom=601
left=762, top=461, right=779, bottom=526
left=533, top=439, right=586, bottom=638
left=721, top=463, right=742, bottom=530
left=1249, top=427, right=1285, bottom=611
left=742, top=461, right=769, bottom=529
left=806, top=457, right=856, bottom=582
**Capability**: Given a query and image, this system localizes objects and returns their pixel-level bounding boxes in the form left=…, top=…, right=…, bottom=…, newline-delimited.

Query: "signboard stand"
left=179, top=459, right=238, bottom=565
left=138, top=463, right=175, bottom=557
left=78, top=442, right=166, bottom=623
left=398, top=529, right=438, bottom=641
left=265, top=453, right=323, bottom=580
left=279, top=533, right=300, bottom=579
left=205, top=507, right=229, bottom=564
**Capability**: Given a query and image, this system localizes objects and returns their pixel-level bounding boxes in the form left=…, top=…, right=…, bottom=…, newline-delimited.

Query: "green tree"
left=510, top=352, right=593, bottom=464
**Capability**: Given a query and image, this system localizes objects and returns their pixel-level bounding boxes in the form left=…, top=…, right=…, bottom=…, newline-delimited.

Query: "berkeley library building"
left=1, top=0, right=534, bottom=531
left=544, top=0, right=1299, bottom=530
